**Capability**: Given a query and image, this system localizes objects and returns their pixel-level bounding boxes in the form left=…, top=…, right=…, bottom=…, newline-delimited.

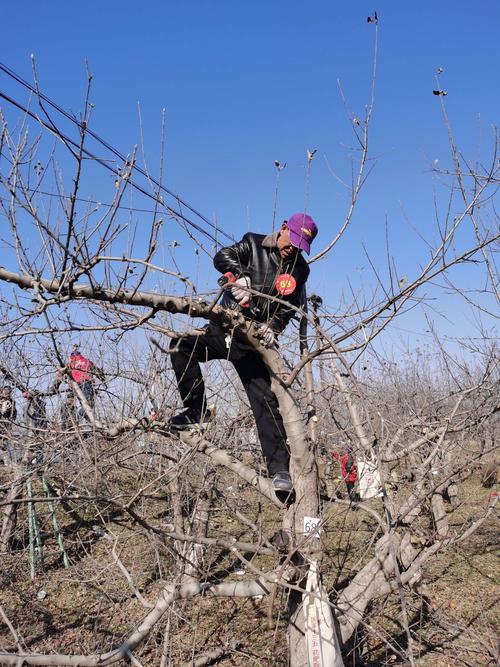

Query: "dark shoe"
left=272, top=471, right=293, bottom=493
left=169, top=407, right=211, bottom=431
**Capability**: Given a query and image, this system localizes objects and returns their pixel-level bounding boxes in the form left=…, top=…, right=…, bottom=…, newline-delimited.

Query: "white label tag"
left=303, top=516, right=321, bottom=539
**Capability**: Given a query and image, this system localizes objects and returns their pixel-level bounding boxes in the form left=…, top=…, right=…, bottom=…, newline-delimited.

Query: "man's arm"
left=91, top=363, right=106, bottom=383
left=213, top=234, right=252, bottom=277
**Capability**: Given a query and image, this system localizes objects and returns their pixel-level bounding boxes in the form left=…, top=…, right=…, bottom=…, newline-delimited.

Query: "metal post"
left=42, top=475, right=69, bottom=568
left=300, top=303, right=318, bottom=443
left=26, top=476, right=36, bottom=580
left=26, top=475, right=44, bottom=574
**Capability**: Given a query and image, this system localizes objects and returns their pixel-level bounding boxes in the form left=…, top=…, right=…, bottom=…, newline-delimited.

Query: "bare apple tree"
left=0, top=43, right=498, bottom=667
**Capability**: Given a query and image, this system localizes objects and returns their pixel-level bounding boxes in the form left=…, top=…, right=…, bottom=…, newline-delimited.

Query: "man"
left=22, top=391, right=47, bottom=465
left=332, top=448, right=358, bottom=502
left=23, top=391, right=47, bottom=431
left=169, top=213, right=318, bottom=493
left=59, top=392, right=77, bottom=431
left=0, top=386, right=16, bottom=422
left=0, top=385, right=17, bottom=463
left=57, top=347, right=105, bottom=420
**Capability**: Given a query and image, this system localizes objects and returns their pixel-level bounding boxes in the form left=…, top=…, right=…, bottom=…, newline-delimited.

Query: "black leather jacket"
left=213, top=232, right=309, bottom=333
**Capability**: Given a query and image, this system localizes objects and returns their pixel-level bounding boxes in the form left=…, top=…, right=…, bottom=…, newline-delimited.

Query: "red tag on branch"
left=275, top=273, right=296, bottom=295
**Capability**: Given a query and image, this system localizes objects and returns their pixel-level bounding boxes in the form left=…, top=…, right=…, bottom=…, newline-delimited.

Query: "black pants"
left=169, top=324, right=289, bottom=476
left=345, top=480, right=356, bottom=500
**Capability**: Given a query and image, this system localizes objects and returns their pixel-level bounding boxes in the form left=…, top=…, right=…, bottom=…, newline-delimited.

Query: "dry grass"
left=0, top=458, right=498, bottom=666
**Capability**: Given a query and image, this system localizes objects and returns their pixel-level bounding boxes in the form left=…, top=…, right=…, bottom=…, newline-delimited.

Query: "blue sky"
left=1, top=1, right=498, bottom=354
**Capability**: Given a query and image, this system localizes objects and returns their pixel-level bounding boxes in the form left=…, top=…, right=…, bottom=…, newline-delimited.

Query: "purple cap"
left=286, top=213, right=318, bottom=255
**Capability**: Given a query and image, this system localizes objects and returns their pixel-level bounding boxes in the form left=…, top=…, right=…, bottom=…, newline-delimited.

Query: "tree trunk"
left=259, top=340, right=345, bottom=666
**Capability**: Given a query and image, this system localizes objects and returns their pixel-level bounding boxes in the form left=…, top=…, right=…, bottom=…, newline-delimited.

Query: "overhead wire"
left=0, top=189, right=183, bottom=216
left=0, top=87, right=223, bottom=245
left=0, top=61, right=232, bottom=241
left=0, top=61, right=234, bottom=245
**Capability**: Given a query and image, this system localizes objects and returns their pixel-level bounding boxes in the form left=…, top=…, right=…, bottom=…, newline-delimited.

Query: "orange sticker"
left=275, top=273, right=296, bottom=295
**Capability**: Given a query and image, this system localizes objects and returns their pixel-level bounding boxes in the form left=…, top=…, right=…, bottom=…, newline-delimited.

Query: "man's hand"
left=258, top=324, right=276, bottom=348
left=231, top=276, right=251, bottom=306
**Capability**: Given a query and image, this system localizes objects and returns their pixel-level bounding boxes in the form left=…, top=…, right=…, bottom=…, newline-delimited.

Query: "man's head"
left=277, top=213, right=318, bottom=258
left=1, top=386, right=12, bottom=398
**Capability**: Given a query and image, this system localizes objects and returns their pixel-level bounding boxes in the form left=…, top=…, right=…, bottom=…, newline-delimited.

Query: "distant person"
left=55, top=347, right=105, bottom=420
left=59, top=393, right=77, bottom=431
left=0, top=386, right=17, bottom=463
left=23, top=391, right=47, bottom=430
left=69, top=347, right=105, bottom=407
left=0, top=386, right=16, bottom=422
left=332, top=448, right=358, bottom=501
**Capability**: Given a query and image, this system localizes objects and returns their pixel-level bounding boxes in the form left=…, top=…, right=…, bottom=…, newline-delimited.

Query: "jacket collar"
left=262, top=232, right=279, bottom=248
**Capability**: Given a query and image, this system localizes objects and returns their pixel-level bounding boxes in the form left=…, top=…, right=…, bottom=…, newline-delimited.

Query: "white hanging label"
left=303, top=516, right=321, bottom=539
